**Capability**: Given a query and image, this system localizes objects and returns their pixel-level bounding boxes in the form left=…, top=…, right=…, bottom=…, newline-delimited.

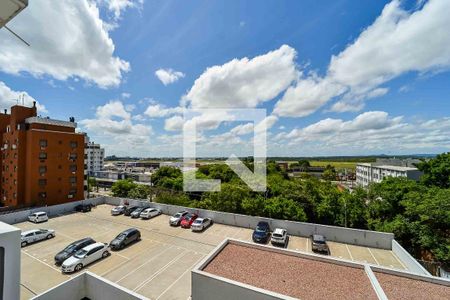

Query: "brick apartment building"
left=0, top=103, right=85, bottom=208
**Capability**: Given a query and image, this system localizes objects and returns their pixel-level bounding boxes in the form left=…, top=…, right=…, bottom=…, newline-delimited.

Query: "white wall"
left=0, top=222, right=21, bottom=300
left=391, top=240, right=430, bottom=275
left=31, top=272, right=148, bottom=300
left=107, top=197, right=394, bottom=249
left=0, top=197, right=105, bottom=224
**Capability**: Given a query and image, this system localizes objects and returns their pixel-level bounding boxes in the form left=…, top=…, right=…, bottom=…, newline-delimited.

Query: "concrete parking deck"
left=16, top=204, right=407, bottom=299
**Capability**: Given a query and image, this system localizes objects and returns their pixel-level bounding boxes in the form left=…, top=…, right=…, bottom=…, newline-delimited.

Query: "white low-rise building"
left=356, top=163, right=423, bottom=187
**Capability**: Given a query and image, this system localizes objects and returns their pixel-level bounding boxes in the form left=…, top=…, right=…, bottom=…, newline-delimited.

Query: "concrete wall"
left=0, top=197, right=105, bottom=224
left=31, top=272, right=148, bottom=300
left=391, top=240, right=430, bottom=276
left=0, top=222, right=21, bottom=300
left=107, top=197, right=394, bottom=249
left=192, top=271, right=293, bottom=300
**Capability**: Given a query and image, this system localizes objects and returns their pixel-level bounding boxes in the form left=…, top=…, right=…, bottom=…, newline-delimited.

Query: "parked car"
left=75, top=204, right=92, bottom=213
left=311, top=234, right=330, bottom=254
left=140, top=208, right=161, bottom=219
left=271, top=228, right=288, bottom=247
left=111, top=205, right=126, bottom=216
left=124, top=206, right=139, bottom=216
left=109, top=228, right=141, bottom=250
left=61, top=242, right=110, bottom=273
left=191, top=218, right=213, bottom=232
left=252, top=221, right=270, bottom=244
left=21, top=229, right=55, bottom=247
left=169, top=211, right=189, bottom=226
left=180, top=213, right=198, bottom=229
left=130, top=207, right=147, bottom=218
left=28, top=212, right=48, bottom=223
left=54, top=237, right=96, bottom=265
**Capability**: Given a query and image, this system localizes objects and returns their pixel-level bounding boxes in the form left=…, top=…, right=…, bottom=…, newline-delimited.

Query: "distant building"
left=0, top=103, right=85, bottom=208
left=84, top=136, right=104, bottom=175
left=356, top=163, right=423, bottom=187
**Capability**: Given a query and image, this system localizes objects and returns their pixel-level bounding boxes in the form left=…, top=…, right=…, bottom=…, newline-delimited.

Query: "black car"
left=54, top=237, right=96, bottom=265
left=130, top=207, right=147, bottom=218
left=311, top=234, right=330, bottom=254
left=75, top=204, right=92, bottom=213
left=124, top=206, right=139, bottom=216
left=110, top=228, right=141, bottom=250
left=252, top=221, right=271, bottom=244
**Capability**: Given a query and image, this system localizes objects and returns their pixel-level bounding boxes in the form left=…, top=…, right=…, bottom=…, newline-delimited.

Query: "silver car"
left=111, top=205, right=126, bottom=216
left=21, top=229, right=55, bottom=247
left=62, top=242, right=110, bottom=273
left=191, top=218, right=213, bottom=232
left=169, top=211, right=189, bottom=226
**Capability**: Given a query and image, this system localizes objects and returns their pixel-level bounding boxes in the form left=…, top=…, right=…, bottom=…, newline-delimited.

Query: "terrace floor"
left=16, top=204, right=407, bottom=299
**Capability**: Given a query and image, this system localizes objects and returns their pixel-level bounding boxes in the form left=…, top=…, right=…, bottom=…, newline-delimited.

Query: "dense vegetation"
left=111, top=153, right=450, bottom=266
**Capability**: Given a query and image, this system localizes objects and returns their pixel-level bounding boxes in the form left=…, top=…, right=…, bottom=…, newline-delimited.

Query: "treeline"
left=111, top=153, right=450, bottom=265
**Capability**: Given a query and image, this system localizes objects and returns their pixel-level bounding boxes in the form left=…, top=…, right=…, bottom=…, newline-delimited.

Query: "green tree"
left=88, top=177, right=98, bottom=192
left=155, top=191, right=192, bottom=207
left=417, top=153, right=450, bottom=188
left=321, top=165, right=336, bottom=181
left=127, top=184, right=150, bottom=199
left=111, top=179, right=137, bottom=197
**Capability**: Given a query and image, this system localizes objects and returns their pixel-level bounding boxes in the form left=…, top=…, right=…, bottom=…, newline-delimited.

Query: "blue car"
left=252, top=221, right=271, bottom=244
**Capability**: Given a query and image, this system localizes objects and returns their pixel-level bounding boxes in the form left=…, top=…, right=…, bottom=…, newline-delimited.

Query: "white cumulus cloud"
left=0, top=0, right=130, bottom=88
left=155, top=69, right=185, bottom=85
left=184, top=45, right=298, bottom=109
left=274, top=0, right=450, bottom=117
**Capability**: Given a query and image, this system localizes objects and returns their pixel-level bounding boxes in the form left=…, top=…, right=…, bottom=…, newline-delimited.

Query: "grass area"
left=308, top=161, right=357, bottom=170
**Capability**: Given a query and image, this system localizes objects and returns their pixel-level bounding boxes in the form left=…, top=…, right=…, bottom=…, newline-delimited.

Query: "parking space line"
left=155, top=255, right=204, bottom=300
left=116, top=246, right=175, bottom=283
left=112, top=252, right=130, bottom=260
left=345, top=244, right=354, bottom=261
left=22, top=250, right=64, bottom=273
left=134, top=251, right=187, bottom=292
left=367, top=248, right=380, bottom=265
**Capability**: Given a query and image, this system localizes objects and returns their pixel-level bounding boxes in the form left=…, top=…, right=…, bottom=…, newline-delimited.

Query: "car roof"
left=122, top=228, right=138, bottom=234
left=257, top=221, right=269, bottom=226
left=273, top=228, right=285, bottom=235
left=73, top=237, right=94, bottom=244
left=32, top=211, right=46, bottom=215
left=83, top=242, right=104, bottom=251
left=22, top=229, right=39, bottom=234
left=312, top=234, right=326, bottom=241
left=194, top=217, right=204, bottom=221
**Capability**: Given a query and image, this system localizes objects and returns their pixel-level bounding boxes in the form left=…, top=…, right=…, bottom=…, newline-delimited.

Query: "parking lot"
left=17, top=204, right=407, bottom=299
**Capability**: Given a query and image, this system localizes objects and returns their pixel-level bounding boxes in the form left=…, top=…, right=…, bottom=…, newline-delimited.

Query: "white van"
left=28, top=212, right=48, bottom=223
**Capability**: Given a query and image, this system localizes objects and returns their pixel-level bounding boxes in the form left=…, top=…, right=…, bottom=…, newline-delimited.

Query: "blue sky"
left=1, top=0, right=450, bottom=157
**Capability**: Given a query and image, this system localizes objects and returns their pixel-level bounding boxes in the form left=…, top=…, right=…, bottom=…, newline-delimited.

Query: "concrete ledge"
left=30, top=271, right=149, bottom=300
left=108, top=197, right=394, bottom=249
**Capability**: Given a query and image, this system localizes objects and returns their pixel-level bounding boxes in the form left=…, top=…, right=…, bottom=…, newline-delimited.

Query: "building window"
left=70, top=176, right=77, bottom=184
left=70, top=165, right=77, bottom=172
left=39, top=166, right=47, bottom=175
left=39, top=192, right=47, bottom=198
left=39, top=152, right=47, bottom=159
left=70, top=141, right=78, bottom=148
left=38, top=179, right=47, bottom=186
left=69, top=153, right=77, bottom=160
left=39, top=139, right=47, bottom=148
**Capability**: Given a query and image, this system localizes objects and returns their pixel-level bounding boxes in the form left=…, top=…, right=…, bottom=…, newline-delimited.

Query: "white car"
left=61, top=242, right=110, bottom=273
left=28, top=212, right=48, bottom=223
left=21, top=229, right=55, bottom=247
left=169, top=211, right=188, bottom=226
left=271, top=228, right=288, bottom=247
left=140, top=208, right=161, bottom=219
left=191, top=218, right=213, bottom=232
left=111, top=205, right=126, bottom=216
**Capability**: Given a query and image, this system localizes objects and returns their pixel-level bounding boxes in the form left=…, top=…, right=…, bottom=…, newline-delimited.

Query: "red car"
left=180, top=213, right=198, bottom=228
